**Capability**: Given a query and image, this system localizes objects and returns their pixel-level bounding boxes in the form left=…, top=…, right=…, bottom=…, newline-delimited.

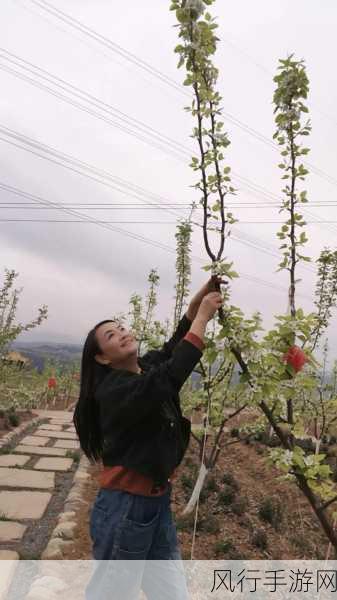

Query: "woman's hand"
left=197, top=292, right=223, bottom=322
left=185, top=275, right=227, bottom=321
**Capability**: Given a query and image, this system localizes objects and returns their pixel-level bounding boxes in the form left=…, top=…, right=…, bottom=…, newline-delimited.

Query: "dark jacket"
left=94, top=314, right=203, bottom=487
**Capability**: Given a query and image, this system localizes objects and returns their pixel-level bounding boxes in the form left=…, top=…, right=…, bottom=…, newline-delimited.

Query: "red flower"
left=48, top=377, right=57, bottom=389
left=283, top=346, right=308, bottom=373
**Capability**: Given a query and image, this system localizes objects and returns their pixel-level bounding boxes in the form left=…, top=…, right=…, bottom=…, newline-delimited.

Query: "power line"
left=0, top=129, right=317, bottom=273
left=2, top=217, right=336, bottom=225
left=0, top=124, right=190, bottom=219
left=25, top=0, right=185, bottom=94
left=0, top=48, right=192, bottom=159
left=0, top=219, right=180, bottom=224
left=0, top=179, right=314, bottom=299
left=0, top=203, right=196, bottom=209
left=1, top=201, right=337, bottom=209
left=2, top=52, right=337, bottom=243
left=0, top=61, right=187, bottom=164
left=18, top=1, right=337, bottom=190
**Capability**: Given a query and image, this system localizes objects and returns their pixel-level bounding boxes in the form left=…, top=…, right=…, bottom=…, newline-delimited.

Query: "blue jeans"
left=85, top=485, right=190, bottom=599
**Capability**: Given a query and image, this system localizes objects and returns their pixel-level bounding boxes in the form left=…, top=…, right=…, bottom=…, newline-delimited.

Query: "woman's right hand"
left=197, top=292, right=223, bottom=322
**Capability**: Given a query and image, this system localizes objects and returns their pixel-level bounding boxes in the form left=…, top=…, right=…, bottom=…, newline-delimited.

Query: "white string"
left=190, top=389, right=212, bottom=560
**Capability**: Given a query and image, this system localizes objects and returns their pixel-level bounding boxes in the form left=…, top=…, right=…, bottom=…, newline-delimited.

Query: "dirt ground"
left=61, top=414, right=333, bottom=561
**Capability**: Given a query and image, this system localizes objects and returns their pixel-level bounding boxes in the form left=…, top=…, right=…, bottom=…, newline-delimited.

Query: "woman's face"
left=94, top=321, right=138, bottom=367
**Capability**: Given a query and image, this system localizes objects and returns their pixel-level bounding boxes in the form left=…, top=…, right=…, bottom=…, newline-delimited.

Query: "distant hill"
left=10, top=341, right=82, bottom=373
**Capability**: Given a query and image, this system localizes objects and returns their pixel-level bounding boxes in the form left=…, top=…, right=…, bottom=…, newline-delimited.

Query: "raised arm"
left=138, top=275, right=226, bottom=369
left=138, top=313, right=194, bottom=369
left=96, top=334, right=205, bottom=430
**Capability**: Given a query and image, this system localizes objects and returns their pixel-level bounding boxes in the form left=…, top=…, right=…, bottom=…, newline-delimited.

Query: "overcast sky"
left=1, top=0, right=336, bottom=364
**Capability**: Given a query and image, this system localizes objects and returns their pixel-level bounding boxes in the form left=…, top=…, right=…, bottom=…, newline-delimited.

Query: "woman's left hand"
left=185, top=275, right=227, bottom=321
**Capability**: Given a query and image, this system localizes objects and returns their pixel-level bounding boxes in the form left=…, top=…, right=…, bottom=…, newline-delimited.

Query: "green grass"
left=0, top=511, right=10, bottom=521
left=65, top=449, right=81, bottom=463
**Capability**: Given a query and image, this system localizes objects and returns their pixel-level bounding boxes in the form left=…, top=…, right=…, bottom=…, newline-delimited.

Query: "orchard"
left=0, top=0, right=336, bottom=565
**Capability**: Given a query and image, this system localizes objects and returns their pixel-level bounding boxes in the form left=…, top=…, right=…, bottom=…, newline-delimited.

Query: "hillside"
left=10, top=341, right=82, bottom=372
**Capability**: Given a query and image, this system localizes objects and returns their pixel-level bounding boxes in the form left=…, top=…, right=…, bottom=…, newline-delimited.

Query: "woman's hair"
left=73, top=319, right=114, bottom=463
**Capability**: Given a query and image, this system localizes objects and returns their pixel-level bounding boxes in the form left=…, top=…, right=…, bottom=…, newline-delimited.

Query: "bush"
left=8, top=412, right=20, bottom=427
left=222, top=472, right=240, bottom=491
left=205, top=476, right=219, bottom=493
left=199, top=488, right=209, bottom=504
left=183, top=456, right=195, bottom=467
left=199, top=515, right=220, bottom=534
left=331, top=467, right=337, bottom=483
left=214, top=540, right=233, bottom=557
left=252, top=529, right=268, bottom=550
left=258, top=497, right=283, bottom=531
left=232, top=496, right=248, bottom=516
left=181, top=473, right=194, bottom=492
left=218, top=485, right=236, bottom=506
left=230, top=427, right=239, bottom=438
left=176, top=513, right=195, bottom=532
left=65, top=450, right=81, bottom=463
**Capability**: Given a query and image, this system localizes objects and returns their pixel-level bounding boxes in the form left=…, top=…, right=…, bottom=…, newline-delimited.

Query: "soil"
left=61, top=411, right=333, bottom=561
left=0, top=410, right=37, bottom=441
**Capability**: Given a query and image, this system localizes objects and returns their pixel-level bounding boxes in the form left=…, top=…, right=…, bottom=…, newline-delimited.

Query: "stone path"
left=0, top=409, right=80, bottom=595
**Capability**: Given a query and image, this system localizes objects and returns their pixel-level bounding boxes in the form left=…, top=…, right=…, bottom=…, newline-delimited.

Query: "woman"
left=73, top=278, right=223, bottom=599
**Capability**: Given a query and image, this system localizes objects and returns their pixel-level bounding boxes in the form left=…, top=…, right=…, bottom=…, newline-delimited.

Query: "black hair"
left=73, top=319, right=115, bottom=463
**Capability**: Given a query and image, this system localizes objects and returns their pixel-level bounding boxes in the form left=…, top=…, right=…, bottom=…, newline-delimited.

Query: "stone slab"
left=0, top=455, right=30, bottom=467
left=0, top=468, right=55, bottom=489
left=34, top=430, right=77, bottom=440
left=0, top=521, right=27, bottom=542
left=53, top=440, right=80, bottom=450
left=0, top=491, right=51, bottom=519
left=0, top=552, right=19, bottom=600
left=32, top=410, right=71, bottom=420
left=14, top=445, right=67, bottom=457
left=39, top=424, right=63, bottom=431
left=20, top=436, right=49, bottom=447
left=33, top=458, right=73, bottom=471
left=64, top=426, right=75, bottom=432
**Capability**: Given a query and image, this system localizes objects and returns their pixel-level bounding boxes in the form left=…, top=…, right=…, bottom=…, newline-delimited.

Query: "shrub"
left=222, top=472, right=240, bottom=491
left=8, top=412, right=20, bottom=427
left=199, top=488, right=209, bottom=504
left=230, top=427, right=239, bottom=438
left=205, top=476, right=219, bottom=492
left=176, top=513, right=195, bottom=532
left=181, top=473, right=194, bottom=492
left=183, top=456, right=194, bottom=467
left=218, top=485, right=236, bottom=506
left=214, top=540, right=233, bottom=556
left=331, top=467, right=337, bottom=483
left=232, top=496, right=248, bottom=516
left=258, top=497, right=283, bottom=531
left=252, top=529, right=268, bottom=550
left=66, top=450, right=81, bottom=463
left=199, top=515, right=220, bottom=534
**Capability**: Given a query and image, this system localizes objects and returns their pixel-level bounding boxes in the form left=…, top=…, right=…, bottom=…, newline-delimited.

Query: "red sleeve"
left=183, top=332, right=205, bottom=352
